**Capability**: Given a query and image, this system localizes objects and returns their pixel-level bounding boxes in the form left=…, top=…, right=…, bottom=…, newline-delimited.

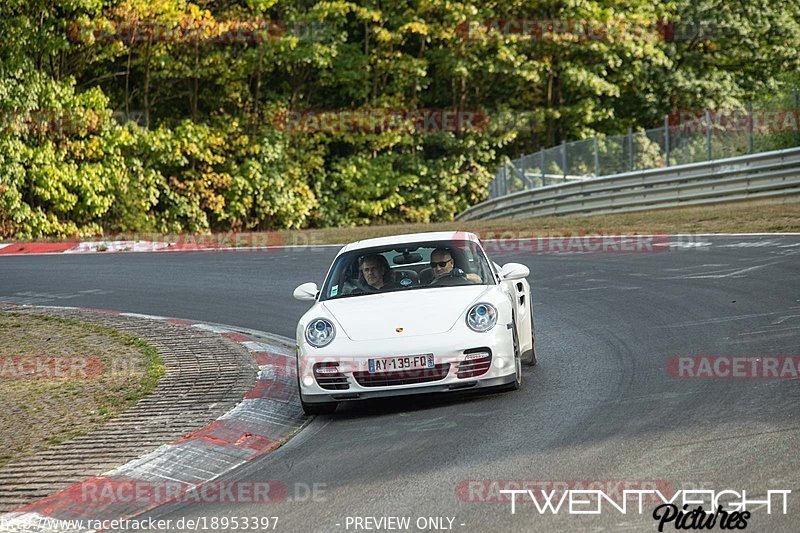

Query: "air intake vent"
left=457, top=348, right=492, bottom=378
left=314, top=363, right=349, bottom=390
left=353, top=364, right=450, bottom=387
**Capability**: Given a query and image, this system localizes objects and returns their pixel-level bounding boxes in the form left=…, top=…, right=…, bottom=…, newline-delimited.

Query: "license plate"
left=368, top=354, right=434, bottom=373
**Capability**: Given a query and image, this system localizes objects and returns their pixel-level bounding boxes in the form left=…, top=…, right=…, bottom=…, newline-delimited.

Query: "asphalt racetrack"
left=2, top=234, right=799, bottom=532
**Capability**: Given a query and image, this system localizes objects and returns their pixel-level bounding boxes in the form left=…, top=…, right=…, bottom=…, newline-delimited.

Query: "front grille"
left=456, top=360, right=491, bottom=378
left=353, top=364, right=451, bottom=387
left=315, top=375, right=350, bottom=390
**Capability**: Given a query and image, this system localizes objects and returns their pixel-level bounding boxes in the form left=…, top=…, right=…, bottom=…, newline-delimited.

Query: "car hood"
left=322, top=285, right=494, bottom=341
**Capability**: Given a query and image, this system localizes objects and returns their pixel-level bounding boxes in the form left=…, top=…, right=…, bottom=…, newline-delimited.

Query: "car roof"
left=338, top=231, right=481, bottom=255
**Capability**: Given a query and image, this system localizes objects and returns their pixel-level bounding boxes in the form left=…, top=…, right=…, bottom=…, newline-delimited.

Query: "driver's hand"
left=465, top=273, right=481, bottom=283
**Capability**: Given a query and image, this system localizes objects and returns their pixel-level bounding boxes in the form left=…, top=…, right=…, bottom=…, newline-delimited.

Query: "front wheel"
left=300, top=394, right=338, bottom=415
left=527, top=334, right=538, bottom=366
left=526, top=299, right=538, bottom=366
left=498, top=320, right=521, bottom=392
left=297, top=372, right=338, bottom=415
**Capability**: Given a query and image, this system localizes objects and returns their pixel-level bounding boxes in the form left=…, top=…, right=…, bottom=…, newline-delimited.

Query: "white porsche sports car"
left=293, top=231, right=536, bottom=414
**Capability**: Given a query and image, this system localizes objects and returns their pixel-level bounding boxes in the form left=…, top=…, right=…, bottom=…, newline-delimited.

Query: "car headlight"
left=466, top=303, right=498, bottom=332
left=305, top=318, right=336, bottom=348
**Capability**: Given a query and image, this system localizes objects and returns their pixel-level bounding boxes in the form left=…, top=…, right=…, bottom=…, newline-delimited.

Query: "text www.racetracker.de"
left=0, top=515, right=280, bottom=532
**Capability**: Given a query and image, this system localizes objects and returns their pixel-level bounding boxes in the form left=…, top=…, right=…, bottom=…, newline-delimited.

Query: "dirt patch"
left=0, top=312, right=164, bottom=468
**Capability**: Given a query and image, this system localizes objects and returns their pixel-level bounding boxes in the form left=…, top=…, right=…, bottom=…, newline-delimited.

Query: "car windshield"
left=320, top=240, right=495, bottom=301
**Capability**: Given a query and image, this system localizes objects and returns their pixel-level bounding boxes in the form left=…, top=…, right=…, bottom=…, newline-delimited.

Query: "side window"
left=459, top=247, right=479, bottom=274
left=328, top=261, right=350, bottom=298
left=336, top=256, right=361, bottom=296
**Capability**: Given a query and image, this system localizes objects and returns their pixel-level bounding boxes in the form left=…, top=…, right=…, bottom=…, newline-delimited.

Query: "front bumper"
left=300, top=373, right=516, bottom=403
left=297, top=325, right=517, bottom=404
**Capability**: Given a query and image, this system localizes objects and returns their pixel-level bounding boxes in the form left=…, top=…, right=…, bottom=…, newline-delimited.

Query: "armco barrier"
left=457, top=147, right=800, bottom=221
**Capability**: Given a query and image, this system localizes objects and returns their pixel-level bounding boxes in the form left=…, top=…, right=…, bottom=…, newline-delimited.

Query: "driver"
left=429, top=248, right=481, bottom=283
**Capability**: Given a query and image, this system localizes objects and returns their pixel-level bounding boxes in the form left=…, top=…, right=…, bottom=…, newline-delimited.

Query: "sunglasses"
left=430, top=259, right=452, bottom=268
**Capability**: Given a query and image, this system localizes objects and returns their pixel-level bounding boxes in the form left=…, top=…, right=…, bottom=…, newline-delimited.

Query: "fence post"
left=593, top=135, right=599, bottom=176
left=520, top=154, right=528, bottom=189
left=627, top=126, right=633, bottom=171
left=540, top=146, right=545, bottom=186
left=561, top=141, right=567, bottom=177
left=499, top=160, right=505, bottom=196
left=503, top=159, right=509, bottom=195
left=747, top=102, right=753, bottom=154
left=793, top=88, right=799, bottom=145
left=664, top=114, right=670, bottom=167
left=705, top=109, right=711, bottom=160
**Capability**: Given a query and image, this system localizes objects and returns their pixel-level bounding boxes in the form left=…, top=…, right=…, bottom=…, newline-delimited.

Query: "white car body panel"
left=294, top=231, right=535, bottom=407
left=322, top=285, right=493, bottom=340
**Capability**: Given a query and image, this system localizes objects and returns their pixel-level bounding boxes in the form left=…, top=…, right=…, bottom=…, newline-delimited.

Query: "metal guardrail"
left=457, top=146, right=800, bottom=221
left=488, top=89, right=800, bottom=200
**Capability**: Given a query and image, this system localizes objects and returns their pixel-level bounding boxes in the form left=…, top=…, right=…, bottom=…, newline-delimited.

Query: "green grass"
left=0, top=312, right=165, bottom=467
left=274, top=199, right=800, bottom=245
left=1, top=198, right=798, bottom=247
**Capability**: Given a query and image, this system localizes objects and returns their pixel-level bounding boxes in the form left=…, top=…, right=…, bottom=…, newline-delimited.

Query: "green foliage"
left=632, top=130, right=664, bottom=169
left=0, top=0, right=798, bottom=237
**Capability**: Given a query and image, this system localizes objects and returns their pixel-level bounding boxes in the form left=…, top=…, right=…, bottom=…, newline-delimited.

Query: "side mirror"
left=293, top=282, right=319, bottom=301
left=499, top=263, right=530, bottom=281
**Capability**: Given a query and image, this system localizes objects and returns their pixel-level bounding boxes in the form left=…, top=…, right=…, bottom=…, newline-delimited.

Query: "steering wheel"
left=342, top=278, right=372, bottom=295
left=431, top=268, right=467, bottom=286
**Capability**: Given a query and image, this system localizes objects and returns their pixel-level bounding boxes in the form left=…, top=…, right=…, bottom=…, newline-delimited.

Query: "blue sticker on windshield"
left=331, top=285, right=338, bottom=296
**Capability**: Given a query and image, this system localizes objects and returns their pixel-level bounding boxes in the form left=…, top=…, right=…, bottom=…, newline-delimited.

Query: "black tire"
left=526, top=299, right=538, bottom=366
left=498, top=318, right=521, bottom=392
left=300, top=395, right=338, bottom=415
left=297, top=370, right=338, bottom=415
left=527, top=335, right=538, bottom=366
